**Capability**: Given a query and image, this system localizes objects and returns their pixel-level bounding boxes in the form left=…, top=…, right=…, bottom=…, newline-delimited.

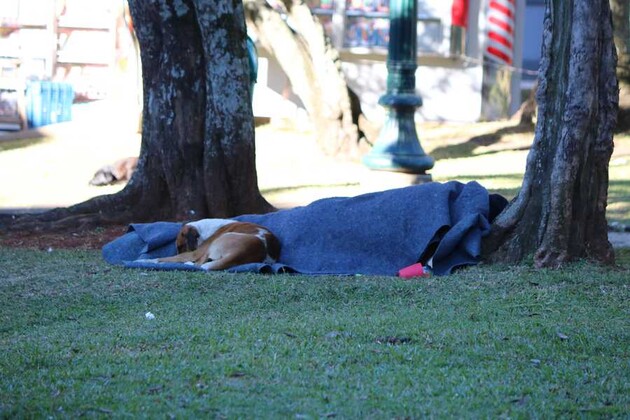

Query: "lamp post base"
left=363, top=153, right=435, bottom=174
left=363, top=99, right=434, bottom=174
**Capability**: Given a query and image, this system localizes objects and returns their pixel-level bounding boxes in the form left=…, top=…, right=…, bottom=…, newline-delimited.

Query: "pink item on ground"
left=398, top=263, right=430, bottom=278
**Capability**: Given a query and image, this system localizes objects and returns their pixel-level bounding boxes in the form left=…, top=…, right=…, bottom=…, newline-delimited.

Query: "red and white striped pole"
left=485, top=0, right=515, bottom=65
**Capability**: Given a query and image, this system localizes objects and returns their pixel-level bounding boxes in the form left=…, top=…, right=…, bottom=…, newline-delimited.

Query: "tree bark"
left=3, top=0, right=273, bottom=232
left=483, top=0, right=618, bottom=268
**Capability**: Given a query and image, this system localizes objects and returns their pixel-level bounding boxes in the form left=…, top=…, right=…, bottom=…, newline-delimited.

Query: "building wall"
left=253, top=0, right=536, bottom=123
left=332, top=0, right=490, bottom=123
left=342, top=58, right=484, bottom=122
left=521, top=0, right=544, bottom=88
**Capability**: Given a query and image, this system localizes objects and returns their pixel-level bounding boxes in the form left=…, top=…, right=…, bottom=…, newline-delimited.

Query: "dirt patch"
left=0, top=224, right=128, bottom=250
left=2, top=219, right=628, bottom=252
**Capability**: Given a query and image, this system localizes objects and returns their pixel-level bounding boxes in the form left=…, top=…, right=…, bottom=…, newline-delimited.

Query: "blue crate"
left=26, top=81, right=74, bottom=128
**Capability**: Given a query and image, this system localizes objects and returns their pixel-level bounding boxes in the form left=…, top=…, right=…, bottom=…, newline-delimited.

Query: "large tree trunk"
left=482, top=0, right=618, bottom=268
left=130, top=0, right=272, bottom=218
left=3, top=0, right=273, bottom=232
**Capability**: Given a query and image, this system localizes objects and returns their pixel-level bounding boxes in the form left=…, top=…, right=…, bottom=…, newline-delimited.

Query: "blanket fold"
left=102, top=181, right=507, bottom=276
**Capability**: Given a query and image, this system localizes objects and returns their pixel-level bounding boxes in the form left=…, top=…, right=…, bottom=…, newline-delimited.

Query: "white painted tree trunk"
left=245, top=0, right=364, bottom=156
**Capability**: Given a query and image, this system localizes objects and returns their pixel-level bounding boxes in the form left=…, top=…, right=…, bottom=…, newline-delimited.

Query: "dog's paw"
left=199, top=262, right=214, bottom=270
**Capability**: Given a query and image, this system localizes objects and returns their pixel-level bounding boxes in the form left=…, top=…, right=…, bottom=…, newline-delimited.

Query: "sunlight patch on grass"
left=609, top=162, right=630, bottom=182
left=431, top=150, right=528, bottom=179
left=434, top=174, right=523, bottom=200
left=419, top=121, right=510, bottom=143
left=607, top=201, right=630, bottom=225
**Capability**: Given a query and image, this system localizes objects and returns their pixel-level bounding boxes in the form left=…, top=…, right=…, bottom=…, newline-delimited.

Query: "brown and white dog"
left=155, top=219, right=281, bottom=271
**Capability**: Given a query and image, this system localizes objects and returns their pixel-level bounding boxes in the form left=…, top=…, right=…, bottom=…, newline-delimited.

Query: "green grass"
left=1, top=122, right=629, bottom=416
left=0, top=136, right=49, bottom=152
left=1, top=248, right=629, bottom=417
left=425, top=127, right=630, bottom=225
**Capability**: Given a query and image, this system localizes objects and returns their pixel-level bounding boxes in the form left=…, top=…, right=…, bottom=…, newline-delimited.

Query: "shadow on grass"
left=429, top=123, right=535, bottom=161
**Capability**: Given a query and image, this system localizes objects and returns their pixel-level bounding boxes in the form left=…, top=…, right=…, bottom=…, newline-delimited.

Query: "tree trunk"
left=244, top=0, right=368, bottom=157
left=482, top=0, right=618, bottom=268
left=3, top=0, right=273, bottom=232
left=131, top=0, right=272, bottom=218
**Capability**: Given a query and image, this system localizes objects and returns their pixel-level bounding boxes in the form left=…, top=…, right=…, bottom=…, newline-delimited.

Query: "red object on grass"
left=398, top=263, right=429, bottom=278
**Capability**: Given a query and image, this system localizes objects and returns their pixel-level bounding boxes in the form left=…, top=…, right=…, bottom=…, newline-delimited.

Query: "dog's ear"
left=185, top=228, right=200, bottom=251
left=177, top=226, right=200, bottom=253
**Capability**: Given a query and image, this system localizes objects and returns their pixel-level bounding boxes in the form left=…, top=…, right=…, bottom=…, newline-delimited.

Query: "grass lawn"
left=1, top=248, right=629, bottom=417
left=1, top=118, right=629, bottom=416
left=422, top=123, right=630, bottom=226
left=256, top=121, right=630, bottom=225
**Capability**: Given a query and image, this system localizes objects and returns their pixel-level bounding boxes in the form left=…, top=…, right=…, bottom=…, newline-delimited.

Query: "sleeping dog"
left=155, top=219, right=281, bottom=271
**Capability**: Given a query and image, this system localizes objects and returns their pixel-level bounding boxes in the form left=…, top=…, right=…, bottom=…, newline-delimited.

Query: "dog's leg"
left=200, top=252, right=261, bottom=270
left=157, top=250, right=202, bottom=264
left=200, top=234, right=266, bottom=271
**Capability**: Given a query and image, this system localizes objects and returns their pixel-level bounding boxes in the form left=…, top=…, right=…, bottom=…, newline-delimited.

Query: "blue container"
left=26, top=81, right=75, bottom=128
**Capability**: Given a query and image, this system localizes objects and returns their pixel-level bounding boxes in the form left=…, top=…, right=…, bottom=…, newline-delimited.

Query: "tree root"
left=1, top=189, right=145, bottom=233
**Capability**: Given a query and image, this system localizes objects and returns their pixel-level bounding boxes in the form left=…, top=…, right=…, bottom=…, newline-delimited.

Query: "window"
left=306, top=0, right=445, bottom=55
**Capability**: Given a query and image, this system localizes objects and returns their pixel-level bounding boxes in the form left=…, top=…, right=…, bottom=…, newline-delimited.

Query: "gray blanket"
left=102, top=181, right=506, bottom=276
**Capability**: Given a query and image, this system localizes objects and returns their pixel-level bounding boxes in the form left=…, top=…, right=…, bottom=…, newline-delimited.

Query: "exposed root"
left=1, top=188, right=148, bottom=233
left=533, top=248, right=570, bottom=269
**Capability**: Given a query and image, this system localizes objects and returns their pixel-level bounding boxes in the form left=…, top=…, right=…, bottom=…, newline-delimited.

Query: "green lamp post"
left=363, top=0, right=434, bottom=175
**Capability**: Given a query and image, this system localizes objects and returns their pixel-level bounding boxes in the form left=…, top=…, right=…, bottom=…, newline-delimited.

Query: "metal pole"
left=363, top=0, right=434, bottom=175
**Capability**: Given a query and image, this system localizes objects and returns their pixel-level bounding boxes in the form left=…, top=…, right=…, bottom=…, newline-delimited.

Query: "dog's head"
left=176, top=225, right=201, bottom=254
